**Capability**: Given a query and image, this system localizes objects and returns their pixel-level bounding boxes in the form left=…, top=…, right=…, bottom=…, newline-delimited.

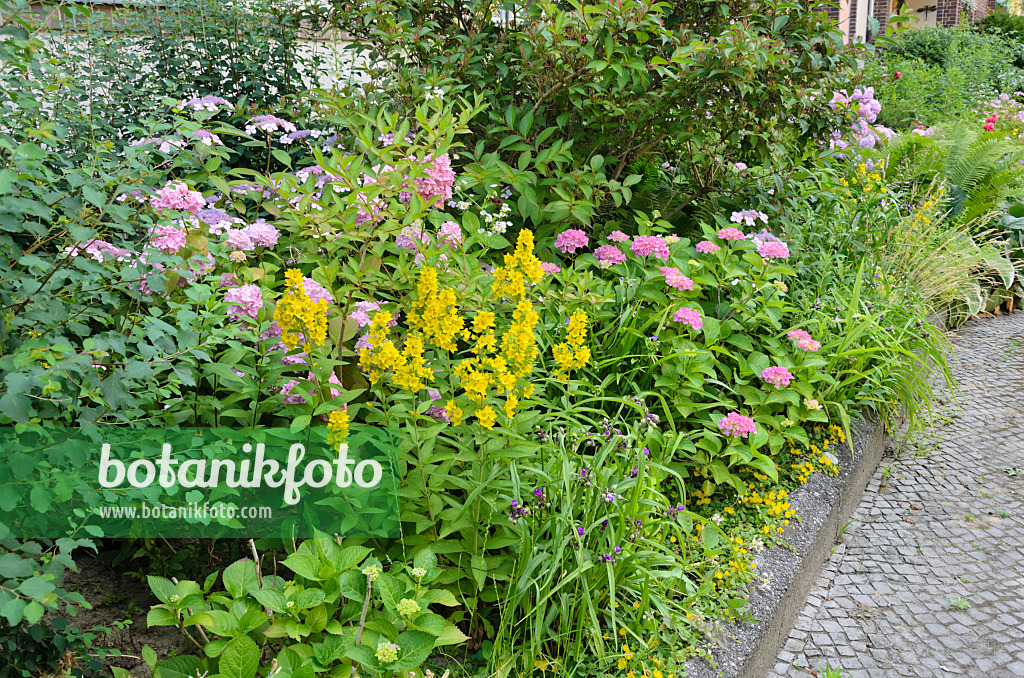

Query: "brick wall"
left=873, top=0, right=891, bottom=39
left=937, top=0, right=961, bottom=27
left=848, top=0, right=859, bottom=40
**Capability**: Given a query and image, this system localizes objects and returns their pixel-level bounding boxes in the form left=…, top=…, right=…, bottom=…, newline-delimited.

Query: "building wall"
left=937, top=0, right=961, bottom=27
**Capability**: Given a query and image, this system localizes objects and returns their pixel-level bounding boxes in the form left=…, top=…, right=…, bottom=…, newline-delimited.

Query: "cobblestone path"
left=767, top=313, right=1024, bottom=678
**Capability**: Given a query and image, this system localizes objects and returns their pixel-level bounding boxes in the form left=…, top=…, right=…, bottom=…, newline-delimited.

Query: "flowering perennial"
left=661, top=267, right=694, bottom=291
left=757, top=241, right=789, bottom=260
left=151, top=181, right=205, bottom=215
left=555, top=229, right=589, bottom=254
left=629, top=235, right=670, bottom=260
left=552, top=309, right=591, bottom=380
left=695, top=240, right=720, bottom=254
left=787, top=328, right=821, bottom=352
left=716, top=227, right=746, bottom=241
left=760, top=366, right=794, bottom=388
left=274, top=270, right=330, bottom=352
left=594, top=245, right=626, bottom=267
left=672, top=306, right=703, bottom=330
left=718, top=412, right=757, bottom=438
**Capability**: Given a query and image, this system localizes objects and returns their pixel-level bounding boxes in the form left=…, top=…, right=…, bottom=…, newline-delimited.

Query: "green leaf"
left=376, top=573, right=402, bottom=613
left=218, top=635, right=260, bottom=678
left=82, top=186, right=106, bottom=208
left=148, top=576, right=176, bottom=605
left=147, top=605, right=178, bottom=627
left=435, top=622, right=471, bottom=646
left=154, top=656, right=207, bottom=678
left=412, top=548, right=436, bottom=572
left=272, top=149, right=292, bottom=168
left=222, top=559, right=258, bottom=598
left=17, top=575, right=54, bottom=599
left=391, top=630, right=437, bottom=671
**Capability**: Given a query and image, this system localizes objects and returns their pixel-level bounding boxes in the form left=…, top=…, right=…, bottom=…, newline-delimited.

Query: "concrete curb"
left=684, top=417, right=889, bottom=678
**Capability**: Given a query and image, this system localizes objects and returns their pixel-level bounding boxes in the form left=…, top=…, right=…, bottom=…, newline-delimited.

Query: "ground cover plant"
left=0, top=1, right=965, bottom=676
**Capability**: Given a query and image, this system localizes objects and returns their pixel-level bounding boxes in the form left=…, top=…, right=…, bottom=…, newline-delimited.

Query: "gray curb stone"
left=684, top=417, right=889, bottom=678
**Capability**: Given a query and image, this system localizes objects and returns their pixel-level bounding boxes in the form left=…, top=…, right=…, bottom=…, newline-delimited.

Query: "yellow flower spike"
left=475, top=405, right=496, bottom=430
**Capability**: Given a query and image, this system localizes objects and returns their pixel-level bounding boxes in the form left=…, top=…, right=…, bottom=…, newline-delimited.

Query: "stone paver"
left=768, top=313, right=1024, bottom=678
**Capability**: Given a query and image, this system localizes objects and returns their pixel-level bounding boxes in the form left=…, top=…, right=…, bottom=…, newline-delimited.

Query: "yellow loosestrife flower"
left=275, top=269, right=330, bottom=351
left=552, top=309, right=591, bottom=380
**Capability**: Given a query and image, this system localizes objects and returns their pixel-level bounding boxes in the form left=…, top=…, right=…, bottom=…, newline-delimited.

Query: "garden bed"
left=685, top=418, right=889, bottom=678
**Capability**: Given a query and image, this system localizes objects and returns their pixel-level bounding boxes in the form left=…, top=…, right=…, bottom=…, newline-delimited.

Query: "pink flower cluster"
left=607, top=230, right=630, bottom=243
left=281, top=371, right=343, bottom=412
left=595, top=245, right=626, bottom=267
left=151, top=226, right=188, bottom=254
left=716, top=227, right=746, bottom=241
left=787, top=328, right=821, bottom=352
left=555, top=229, right=589, bottom=254
left=224, top=220, right=281, bottom=252
left=661, top=267, right=693, bottom=291
left=541, top=262, right=561, bottom=275
left=730, top=209, right=768, bottom=227
left=245, top=115, right=297, bottom=135
left=757, top=240, right=789, bottom=260
left=630, top=235, right=670, bottom=261
left=438, top=221, right=462, bottom=248
left=64, top=239, right=130, bottom=262
left=150, top=181, right=205, bottom=215
left=225, top=284, right=263, bottom=319
left=718, top=412, right=757, bottom=438
left=397, top=225, right=430, bottom=251
left=672, top=306, right=703, bottom=330
left=696, top=240, right=720, bottom=254
left=760, top=366, right=794, bottom=388
left=412, top=154, right=456, bottom=205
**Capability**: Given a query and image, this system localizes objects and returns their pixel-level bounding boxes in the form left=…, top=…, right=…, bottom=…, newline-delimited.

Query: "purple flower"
left=181, top=95, right=231, bottom=111
left=533, top=488, right=544, bottom=498
left=245, top=115, right=297, bottom=136
left=576, top=526, right=585, bottom=537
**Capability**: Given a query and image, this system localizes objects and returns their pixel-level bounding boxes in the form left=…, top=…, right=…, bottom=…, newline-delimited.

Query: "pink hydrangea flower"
left=661, top=267, right=694, bottom=291
left=245, top=115, right=297, bottom=135
left=219, top=272, right=240, bottom=288
left=555, top=229, right=589, bottom=254
left=594, top=245, right=626, bottom=267
left=733, top=162, right=748, bottom=171
left=787, top=328, right=821, bottom=352
left=716, top=227, right=746, bottom=241
left=412, top=153, right=456, bottom=205
left=225, top=228, right=255, bottom=252
left=396, top=225, right=429, bottom=251
left=150, top=226, right=187, bottom=254
left=760, top=366, right=794, bottom=388
left=696, top=240, right=720, bottom=254
left=64, top=239, right=130, bottom=262
left=607, top=230, right=630, bottom=243
left=718, top=412, right=757, bottom=438
left=225, top=284, right=263, bottom=319
left=672, top=306, right=703, bottom=330
left=150, top=180, right=205, bottom=215
left=243, top=219, right=280, bottom=248
left=438, top=221, right=462, bottom=248
left=757, top=241, right=790, bottom=260
left=302, top=278, right=334, bottom=304
left=541, top=262, right=561, bottom=275
left=351, top=300, right=382, bottom=328
left=630, top=235, right=670, bottom=261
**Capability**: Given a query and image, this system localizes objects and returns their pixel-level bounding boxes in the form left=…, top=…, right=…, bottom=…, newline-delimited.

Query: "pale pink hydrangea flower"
left=438, top=221, right=462, bottom=248
left=733, top=162, right=748, bottom=171
left=718, top=412, right=757, bottom=437
left=302, top=278, right=334, bottom=304
left=555, top=229, right=589, bottom=254
left=607, top=230, right=630, bottom=243
left=541, top=262, right=561, bottom=275
left=229, top=250, right=247, bottom=262
left=65, top=239, right=129, bottom=262
left=181, top=95, right=231, bottom=111
left=757, top=241, right=790, bottom=260
left=150, top=180, right=205, bottom=215
left=219, top=272, right=240, bottom=288
left=351, top=300, right=382, bottom=328
left=716, top=227, right=746, bottom=241
left=661, top=267, right=694, bottom=291
left=225, top=284, right=263, bottom=319
left=243, top=219, right=280, bottom=248
left=696, top=240, right=721, bottom=254
left=760, top=366, right=794, bottom=388
left=672, top=306, right=703, bottom=330
left=630, top=235, right=670, bottom=261
left=396, top=225, right=429, bottom=251
left=787, top=328, right=821, bottom=352
left=225, top=228, right=255, bottom=252
left=411, top=154, right=456, bottom=205
left=804, top=397, right=824, bottom=411
left=594, top=245, right=626, bottom=267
